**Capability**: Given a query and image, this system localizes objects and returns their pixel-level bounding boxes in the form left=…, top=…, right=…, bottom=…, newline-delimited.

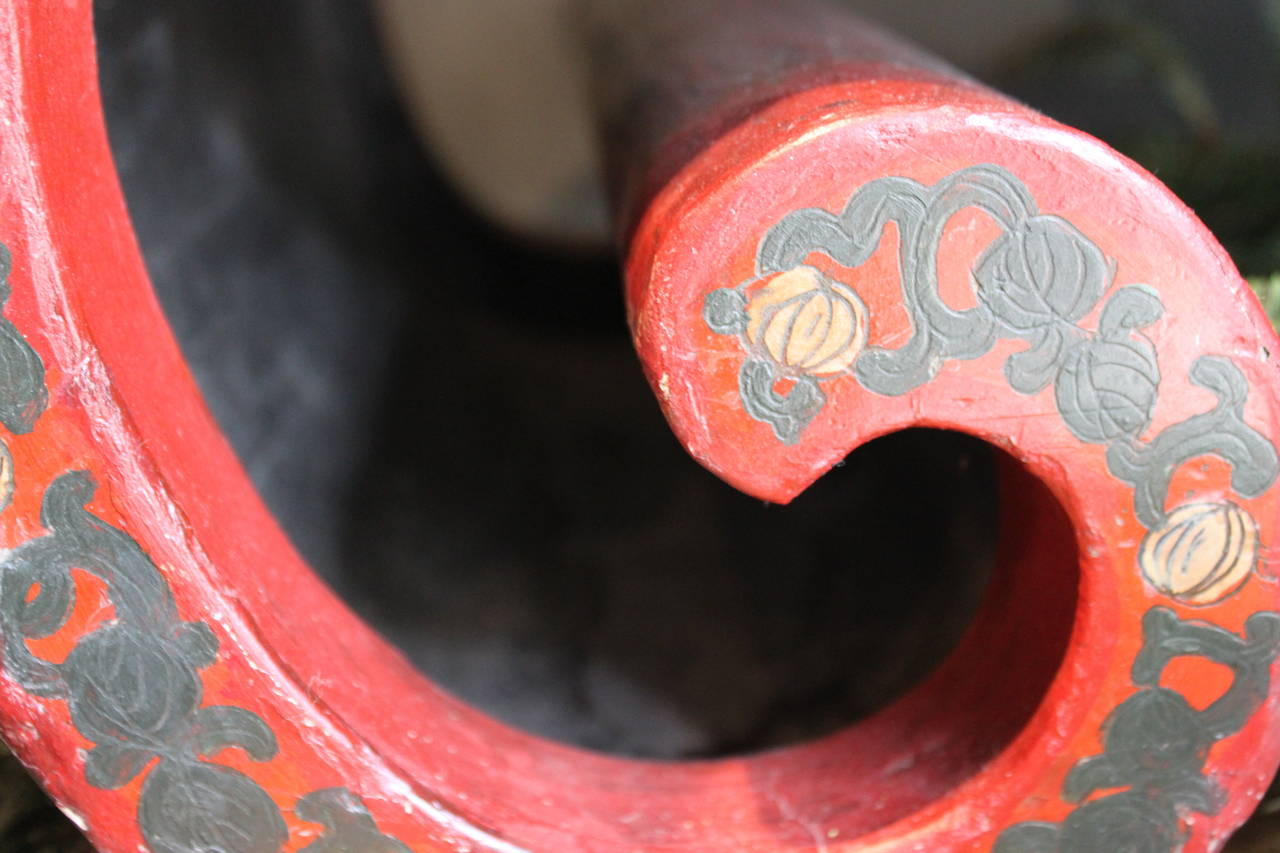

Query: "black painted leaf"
left=974, top=214, right=1108, bottom=333
left=1005, top=324, right=1083, bottom=394
left=1159, top=772, right=1228, bottom=815
left=296, top=788, right=412, bottom=853
left=738, top=359, right=825, bottom=444
left=0, top=244, right=46, bottom=435
left=0, top=539, right=75, bottom=697
left=1106, top=355, right=1279, bottom=528
left=1244, top=610, right=1280, bottom=654
left=1002, top=607, right=1280, bottom=849
left=140, top=758, right=288, bottom=853
left=702, top=287, right=748, bottom=335
left=991, top=822, right=1060, bottom=853
left=84, top=741, right=157, bottom=789
left=757, top=176, right=926, bottom=273
left=0, top=317, right=47, bottom=434
left=176, top=621, right=219, bottom=668
left=62, top=626, right=204, bottom=748
left=1097, top=284, right=1163, bottom=338
left=757, top=207, right=855, bottom=272
left=1058, top=793, right=1185, bottom=853
left=39, top=470, right=98, bottom=532
left=1132, top=608, right=1280, bottom=738
left=1069, top=690, right=1204, bottom=798
left=36, top=470, right=184, bottom=628
left=192, top=705, right=278, bottom=762
left=11, top=553, right=74, bottom=640
left=1055, top=332, right=1159, bottom=443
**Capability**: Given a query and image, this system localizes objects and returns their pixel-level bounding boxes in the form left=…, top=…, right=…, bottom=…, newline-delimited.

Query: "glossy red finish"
left=0, top=1, right=1276, bottom=852
left=622, top=44, right=1280, bottom=853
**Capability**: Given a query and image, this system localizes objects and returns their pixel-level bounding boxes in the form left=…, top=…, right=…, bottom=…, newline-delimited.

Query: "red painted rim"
left=0, top=3, right=1276, bottom=852
left=626, top=74, right=1280, bottom=851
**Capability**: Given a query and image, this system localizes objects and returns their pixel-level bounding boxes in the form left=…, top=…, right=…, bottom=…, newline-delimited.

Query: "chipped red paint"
left=0, top=1, right=1276, bottom=852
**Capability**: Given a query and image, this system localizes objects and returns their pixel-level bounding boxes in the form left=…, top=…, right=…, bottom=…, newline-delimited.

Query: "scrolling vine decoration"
left=702, top=164, right=1280, bottom=849
left=0, top=243, right=411, bottom=852
left=993, top=607, right=1280, bottom=852
left=703, top=164, right=1278, bottom=557
left=0, top=153, right=1270, bottom=849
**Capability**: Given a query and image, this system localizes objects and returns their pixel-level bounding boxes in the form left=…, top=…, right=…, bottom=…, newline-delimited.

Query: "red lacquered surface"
left=624, top=69, right=1280, bottom=853
left=0, top=1, right=1276, bottom=852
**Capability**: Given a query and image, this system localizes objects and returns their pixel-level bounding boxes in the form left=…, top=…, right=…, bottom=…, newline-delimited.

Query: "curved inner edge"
left=89, top=6, right=1080, bottom=847
left=455, top=438, right=1081, bottom=847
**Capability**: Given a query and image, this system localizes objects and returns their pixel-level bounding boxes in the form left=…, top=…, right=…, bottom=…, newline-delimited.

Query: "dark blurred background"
left=3, top=0, right=1279, bottom=849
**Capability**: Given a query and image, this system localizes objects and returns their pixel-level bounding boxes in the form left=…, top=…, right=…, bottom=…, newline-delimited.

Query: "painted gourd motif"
left=1138, top=501, right=1260, bottom=606
left=742, top=265, right=867, bottom=378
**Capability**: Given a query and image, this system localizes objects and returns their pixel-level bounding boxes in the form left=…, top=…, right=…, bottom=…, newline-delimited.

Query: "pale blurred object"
left=375, top=0, right=608, bottom=246
left=374, top=0, right=1070, bottom=246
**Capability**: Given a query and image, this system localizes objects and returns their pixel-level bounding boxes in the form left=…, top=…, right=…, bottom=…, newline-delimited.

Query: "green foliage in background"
left=997, top=3, right=1280, bottom=289
left=1251, top=273, right=1280, bottom=328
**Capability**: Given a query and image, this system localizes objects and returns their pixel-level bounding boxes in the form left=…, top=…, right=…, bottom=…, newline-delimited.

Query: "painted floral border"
left=703, top=164, right=1280, bottom=849
left=0, top=240, right=413, bottom=852
left=0, top=162, right=1273, bottom=850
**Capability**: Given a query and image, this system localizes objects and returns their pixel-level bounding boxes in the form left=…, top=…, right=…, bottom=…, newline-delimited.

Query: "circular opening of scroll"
left=474, top=429, right=1080, bottom=847
left=348, top=428, right=1008, bottom=762
left=376, top=429, right=1081, bottom=848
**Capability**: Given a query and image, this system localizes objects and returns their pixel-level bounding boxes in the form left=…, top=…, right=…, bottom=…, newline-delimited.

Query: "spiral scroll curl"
left=0, top=233, right=412, bottom=853
left=703, top=164, right=1279, bottom=535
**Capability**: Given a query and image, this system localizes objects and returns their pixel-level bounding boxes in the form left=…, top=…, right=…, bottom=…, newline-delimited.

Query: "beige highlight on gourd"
left=744, top=265, right=868, bottom=377
left=1139, top=500, right=1260, bottom=606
